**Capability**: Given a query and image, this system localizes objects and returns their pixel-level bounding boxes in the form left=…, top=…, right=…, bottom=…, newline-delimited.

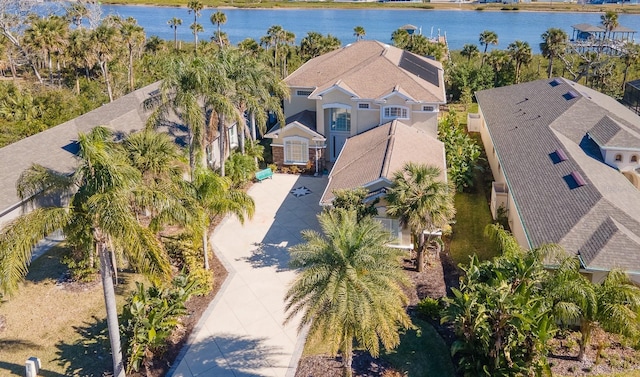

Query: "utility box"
left=25, top=357, right=41, bottom=377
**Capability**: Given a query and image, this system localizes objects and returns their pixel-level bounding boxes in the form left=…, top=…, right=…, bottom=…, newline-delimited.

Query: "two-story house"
left=264, top=40, right=446, bottom=173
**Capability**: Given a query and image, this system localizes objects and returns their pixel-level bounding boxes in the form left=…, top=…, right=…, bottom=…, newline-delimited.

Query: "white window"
left=228, top=125, right=238, bottom=149
left=422, top=105, right=435, bottom=112
left=330, top=108, right=351, bottom=132
left=383, top=106, right=409, bottom=120
left=296, top=90, right=313, bottom=96
left=358, top=103, right=370, bottom=109
left=284, top=137, right=309, bottom=165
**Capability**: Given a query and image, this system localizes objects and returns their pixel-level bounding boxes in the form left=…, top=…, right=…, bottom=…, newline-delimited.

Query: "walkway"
left=170, top=173, right=327, bottom=377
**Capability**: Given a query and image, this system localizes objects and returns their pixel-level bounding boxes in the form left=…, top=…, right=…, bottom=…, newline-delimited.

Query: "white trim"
left=322, top=103, right=352, bottom=110
left=382, top=105, right=410, bottom=120
left=313, top=85, right=357, bottom=99
left=378, top=90, right=415, bottom=103
left=283, top=136, right=310, bottom=165
left=264, top=121, right=325, bottom=140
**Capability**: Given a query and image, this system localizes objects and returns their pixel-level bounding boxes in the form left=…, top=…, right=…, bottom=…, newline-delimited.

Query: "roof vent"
left=571, top=171, right=587, bottom=187
left=563, top=91, right=579, bottom=100
left=556, top=148, right=568, bottom=162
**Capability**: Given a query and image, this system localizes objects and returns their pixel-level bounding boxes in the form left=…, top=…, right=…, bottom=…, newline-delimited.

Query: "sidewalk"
left=169, top=174, right=327, bottom=377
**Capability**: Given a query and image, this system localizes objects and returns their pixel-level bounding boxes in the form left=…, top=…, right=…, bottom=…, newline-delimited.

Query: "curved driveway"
left=170, top=174, right=327, bottom=377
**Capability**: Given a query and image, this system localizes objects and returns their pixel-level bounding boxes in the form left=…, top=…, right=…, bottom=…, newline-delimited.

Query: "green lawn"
left=382, top=317, right=456, bottom=377
left=0, top=246, right=143, bottom=376
left=449, top=188, right=497, bottom=266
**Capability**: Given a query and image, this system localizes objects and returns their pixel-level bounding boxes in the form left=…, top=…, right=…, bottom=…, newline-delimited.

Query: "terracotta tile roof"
left=476, top=78, right=640, bottom=272
left=286, top=40, right=445, bottom=103
left=320, top=120, right=445, bottom=205
left=0, top=82, right=161, bottom=219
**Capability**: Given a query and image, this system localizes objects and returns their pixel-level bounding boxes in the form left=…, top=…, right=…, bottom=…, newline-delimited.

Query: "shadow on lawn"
left=0, top=361, right=66, bottom=377
left=54, top=315, right=112, bottom=376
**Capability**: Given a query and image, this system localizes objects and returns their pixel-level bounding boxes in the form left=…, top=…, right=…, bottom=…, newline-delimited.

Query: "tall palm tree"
left=546, top=257, right=640, bottom=362
left=386, top=163, right=455, bottom=273
left=540, top=28, right=568, bottom=78
left=188, top=0, right=204, bottom=54
left=285, top=209, right=412, bottom=377
left=353, top=25, right=366, bottom=41
left=460, top=43, right=479, bottom=63
left=0, top=127, right=173, bottom=377
left=479, top=30, right=498, bottom=67
left=189, top=168, right=254, bottom=269
left=89, top=22, right=119, bottom=102
left=507, top=40, right=532, bottom=84
left=117, top=17, right=145, bottom=92
left=210, top=11, right=227, bottom=48
left=299, top=31, right=341, bottom=61
left=600, top=10, right=619, bottom=43
left=168, top=17, right=182, bottom=50
left=488, top=49, right=509, bottom=87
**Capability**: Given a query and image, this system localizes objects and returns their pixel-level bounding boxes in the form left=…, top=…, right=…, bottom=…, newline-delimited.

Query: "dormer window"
left=615, top=154, right=623, bottom=162
left=383, top=106, right=409, bottom=120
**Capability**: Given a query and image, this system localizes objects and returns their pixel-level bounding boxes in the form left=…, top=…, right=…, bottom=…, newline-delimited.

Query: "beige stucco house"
left=265, top=40, right=446, bottom=173
left=475, top=78, right=640, bottom=284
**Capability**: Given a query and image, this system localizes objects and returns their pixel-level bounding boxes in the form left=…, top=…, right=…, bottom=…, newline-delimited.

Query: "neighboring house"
left=265, top=40, right=446, bottom=172
left=475, top=77, right=640, bottom=283
left=319, top=119, right=446, bottom=249
left=0, top=82, right=161, bottom=229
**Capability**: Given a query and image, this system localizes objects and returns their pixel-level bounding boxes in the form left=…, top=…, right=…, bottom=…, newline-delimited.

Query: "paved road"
left=170, top=174, right=327, bottom=377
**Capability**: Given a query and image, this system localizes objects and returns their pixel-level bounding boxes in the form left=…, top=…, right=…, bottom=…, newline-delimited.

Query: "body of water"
left=101, top=6, right=640, bottom=52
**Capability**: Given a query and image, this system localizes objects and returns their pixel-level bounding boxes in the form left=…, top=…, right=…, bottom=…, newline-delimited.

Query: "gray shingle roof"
left=588, top=115, right=640, bottom=149
left=476, top=78, right=640, bottom=272
left=0, top=82, right=161, bottom=218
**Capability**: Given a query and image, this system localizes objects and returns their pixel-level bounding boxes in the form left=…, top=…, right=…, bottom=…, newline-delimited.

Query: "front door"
left=331, top=133, right=348, bottom=161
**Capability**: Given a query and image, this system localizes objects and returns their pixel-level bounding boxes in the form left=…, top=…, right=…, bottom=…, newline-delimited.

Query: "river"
left=101, top=6, right=640, bottom=52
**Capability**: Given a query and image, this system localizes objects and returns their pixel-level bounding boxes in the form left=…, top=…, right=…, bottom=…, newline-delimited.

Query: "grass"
left=302, top=316, right=456, bottom=376
left=382, top=317, right=456, bottom=376
left=0, top=246, right=143, bottom=376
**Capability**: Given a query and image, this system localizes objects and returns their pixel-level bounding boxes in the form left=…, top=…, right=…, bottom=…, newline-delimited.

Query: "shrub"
left=417, top=297, right=442, bottom=320
left=268, top=163, right=278, bottom=172
left=164, top=236, right=213, bottom=292
left=438, top=110, right=482, bottom=192
left=225, top=152, right=258, bottom=188
left=121, top=273, right=205, bottom=373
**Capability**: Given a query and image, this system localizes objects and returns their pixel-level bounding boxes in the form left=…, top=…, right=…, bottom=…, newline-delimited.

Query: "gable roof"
left=320, top=120, right=445, bottom=205
left=264, top=110, right=324, bottom=140
left=588, top=115, right=640, bottom=149
left=0, top=82, right=160, bottom=219
left=286, top=40, right=445, bottom=104
left=476, top=78, right=640, bottom=272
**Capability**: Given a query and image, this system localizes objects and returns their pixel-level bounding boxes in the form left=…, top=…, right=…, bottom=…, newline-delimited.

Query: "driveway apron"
left=170, top=174, right=327, bottom=377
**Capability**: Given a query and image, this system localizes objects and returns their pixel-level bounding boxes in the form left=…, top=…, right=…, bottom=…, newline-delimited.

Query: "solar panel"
left=398, top=51, right=440, bottom=87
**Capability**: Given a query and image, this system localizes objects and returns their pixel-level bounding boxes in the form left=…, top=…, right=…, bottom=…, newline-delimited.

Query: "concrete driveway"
left=169, top=173, right=327, bottom=377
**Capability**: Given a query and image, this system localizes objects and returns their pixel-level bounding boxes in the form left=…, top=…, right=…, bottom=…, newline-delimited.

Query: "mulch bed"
left=131, top=252, right=228, bottom=377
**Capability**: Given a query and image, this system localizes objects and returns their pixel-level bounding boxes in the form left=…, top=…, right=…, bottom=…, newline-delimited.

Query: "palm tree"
left=546, top=257, right=640, bottom=362
left=0, top=127, right=174, bottom=377
left=600, top=10, right=619, bottom=43
left=189, top=168, right=254, bottom=270
left=89, top=22, right=119, bottom=102
left=117, top=17, right=145, bottom=92
left=23, top=15, right=68, bottom=85
left=300, top=31, right=341, bottom=61
left=540, top=28, right=568, bottom=78
left=507, top=40, right=532, bottom=84
left=353, top=25, right=366, bottom=41
left=210, top=11, right=227, bottom=48
left=188, top=0, right=204, bottom=54
left=386, top=163, right=455, bottom=272
left=168, top=17, right=182, bottom=50
left=479, top=30, right=498, bottom=67
left=488, top=49, right=509, bottom=86
left=461, top=43, right=479, bottom=63
left=285, top=209, right=412, bottom=377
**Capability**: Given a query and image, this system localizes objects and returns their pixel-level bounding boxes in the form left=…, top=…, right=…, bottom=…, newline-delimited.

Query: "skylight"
left=563, top=91, right=579, bottom=100
left=571, top=171, right=587, bottom=187
left=556, top=148, right=568, bottom=162
left=550, top=78, right=563, bottom=87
